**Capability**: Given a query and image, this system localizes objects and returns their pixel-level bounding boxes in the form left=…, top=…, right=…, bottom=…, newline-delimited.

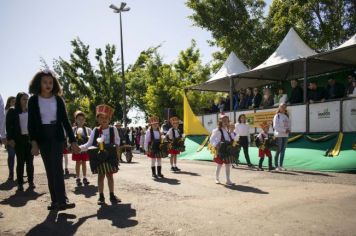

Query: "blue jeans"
left=274, top=137, right=288, bottom=168
left=7, top=145, right=16, bottom=177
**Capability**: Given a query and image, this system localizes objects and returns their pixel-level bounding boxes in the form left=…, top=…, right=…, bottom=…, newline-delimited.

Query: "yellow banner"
left=245, top=111, right=275, bottom=128
left=183, top=94, right=209, bottom=135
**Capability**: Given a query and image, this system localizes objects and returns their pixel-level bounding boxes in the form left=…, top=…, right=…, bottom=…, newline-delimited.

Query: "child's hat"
left=149, top=116, right=159, bottom=125
left=74, top=110, right=85, bottom=119
left=260, top=121, right=269, bottom=129
left=96, top=104, right=114, bottom=119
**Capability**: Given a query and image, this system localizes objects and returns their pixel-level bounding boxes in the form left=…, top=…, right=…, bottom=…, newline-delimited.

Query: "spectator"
left=5, top=96, right=16, bottom=181
left=326, top=78, right=345, bottom=99
left=260, top=88, right=274, bottom=108
left=217, top=98, right=225, bottom=113
left=208, top=100, right=218, bottom=113
left=251, top=88, right=262, bottom=108
left=245, top=88, right=253, bottom=108
left=224, top=96, right=231, bottom=111
left=307, top=82, right=327, bottom=103
left=288, top=79, right=303, bottom=104
left=233, top=91, right=239, bottom=111
left=349, top=80, right=356, bottom=97
left=238, top=93, right=248, bottom=110
left=346, top=75, right=355, bottom=96
left=274, top=88, right=288, bottom=106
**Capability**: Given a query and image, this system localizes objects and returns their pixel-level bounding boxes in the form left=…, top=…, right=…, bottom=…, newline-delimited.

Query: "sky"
left=0, top=0, right=271, bottom=123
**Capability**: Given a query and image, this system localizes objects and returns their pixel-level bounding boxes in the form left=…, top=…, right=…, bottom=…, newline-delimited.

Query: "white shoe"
left=215, top=179, right=220, bottom=184
left=275, top=167, right=280, bottom=171
left=280, top=167, right=286, bottom=171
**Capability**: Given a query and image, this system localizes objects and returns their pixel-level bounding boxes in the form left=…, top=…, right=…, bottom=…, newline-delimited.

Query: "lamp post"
left=110, top=2, right=130, bottom=127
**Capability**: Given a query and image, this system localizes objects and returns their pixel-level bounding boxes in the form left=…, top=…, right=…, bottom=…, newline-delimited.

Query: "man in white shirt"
left=0, top=94, right=6, bottom=146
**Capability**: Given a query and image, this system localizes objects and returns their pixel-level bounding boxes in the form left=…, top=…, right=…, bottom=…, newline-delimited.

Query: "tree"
left=52, top=38, right=124, bottom=125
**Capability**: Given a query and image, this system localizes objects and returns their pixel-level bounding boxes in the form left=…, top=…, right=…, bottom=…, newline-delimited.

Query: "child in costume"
left=255, top=122, right=274, bottom=171
left=166, top=112, right=185, bottom=172
left=144, top=116, right=166, bottom=178
left=72, top=110, right=92, bottom=186
left=80, top=104, right=121, bottom=205
left=209, top=113, right=237, bottom=185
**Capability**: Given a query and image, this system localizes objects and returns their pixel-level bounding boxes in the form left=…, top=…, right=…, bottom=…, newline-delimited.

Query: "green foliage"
left=53, top=38, right=124, bottom=126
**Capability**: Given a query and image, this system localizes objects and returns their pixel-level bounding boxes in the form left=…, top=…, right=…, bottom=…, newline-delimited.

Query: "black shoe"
left=269, top=167, right=275, bottom=171
left=151, top=167, right=158, bottom=178
left=57, top=201, right=76, bottom=211
left=248, top=164, right=254, bottom=168
left=98, top=195, right=105, bottom=205
left=29, top=182, right=36, bottom=189
left=47, top=202, right=58, bottom=211
left=175, top=166, right=181, bottom=171
left=65, top=169, right=69, bottom=175
left=257, top=167, right=264, bottom=171
left=76, top=178, right=82, bottom=186
left=171, top=167, right=175, bottom=172
left=157, top=166, right=164, bottom=178
left=110, top=194, right=121, bottom=204
left=7, top=174, right=14, bottom=181
left=17, top=185, right=24, bottom=192
left=83, top=178, right=89, bottom=186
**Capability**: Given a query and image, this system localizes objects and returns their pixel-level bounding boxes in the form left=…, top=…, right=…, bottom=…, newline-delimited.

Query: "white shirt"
left=209, top=127, right=233, bottom=148
left=0, top=95, right=5, bottom=138
left=80, top=126, right=120, bottom=151
left=273, top=113, right=291, bottom=137
left=234, top=123, right=249, bottom=141
left=38, top=96, right=57, bottom=124
left=144, top=129, right=161, bottom=151
left=166, top=128, right=182, bottom=140
left=19, top=112, right=29, bottom=135
left=73, top=126, right=92, bottom=139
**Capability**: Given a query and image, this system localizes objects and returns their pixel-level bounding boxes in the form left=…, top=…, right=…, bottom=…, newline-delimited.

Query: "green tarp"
left=179, top=133, right=356, bottom=172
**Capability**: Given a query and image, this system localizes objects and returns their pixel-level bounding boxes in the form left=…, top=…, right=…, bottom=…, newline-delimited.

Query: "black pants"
left=15, top=135, right=34, bottom=185
left=239, top=136, right=252, bottom=165
left=259, top=156, right=272, bottom=169
left=39, top=125, right=67, bottom=204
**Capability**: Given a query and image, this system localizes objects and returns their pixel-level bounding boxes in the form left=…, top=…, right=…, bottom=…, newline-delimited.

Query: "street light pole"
left=110, top=2, right=130, bottom=128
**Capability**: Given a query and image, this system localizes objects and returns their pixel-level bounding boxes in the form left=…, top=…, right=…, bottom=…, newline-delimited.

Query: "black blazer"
left=6, top=108, right=22, bottom=142
left=28, top=95, right=76, bottom=145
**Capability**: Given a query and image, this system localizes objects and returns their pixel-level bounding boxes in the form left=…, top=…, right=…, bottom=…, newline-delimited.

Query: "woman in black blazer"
left=28, top=69, right=80, bottom=211
left=6, top=92, right=34, bottom=191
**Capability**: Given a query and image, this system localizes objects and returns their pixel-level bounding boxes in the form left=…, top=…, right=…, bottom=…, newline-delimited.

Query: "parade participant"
left=6, top=92, right=35, bottom=190
left=255, top=122, right=274, bottom=171
left=144, top=116, right=166, bottom=179
left=166, top=111, right=185, bottom=172
left=273, top=103, right=291, bottom=171
left=80, top=104, right=121, bottom=205
left=28, top=69, right=80, bottom=211
left=4, top=96, right=16, bottom=180
left=72, top=110, right=92, bottom=186
left=63, top=133, right=70, bottom=176
left=209, top=113, right=237, bottom=185
left=234, top=114, right=253, bottom=167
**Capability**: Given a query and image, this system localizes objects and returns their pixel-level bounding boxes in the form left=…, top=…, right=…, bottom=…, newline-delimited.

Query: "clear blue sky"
left=0, top=0, right=271, bottom=102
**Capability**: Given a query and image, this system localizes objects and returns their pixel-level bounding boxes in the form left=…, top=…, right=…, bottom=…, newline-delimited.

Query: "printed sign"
left=342, top=99, right=356, bottom=132
left=309, top=101, right=340, bottom=132
left=203, top=114, right=217, bottom=133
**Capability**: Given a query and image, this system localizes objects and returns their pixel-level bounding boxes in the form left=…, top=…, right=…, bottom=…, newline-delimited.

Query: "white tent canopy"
left=336, top=33, right=356, bottom=49
left=190, top=52, right=249, bottom=91
left=254, top=28, right=316, bottom=70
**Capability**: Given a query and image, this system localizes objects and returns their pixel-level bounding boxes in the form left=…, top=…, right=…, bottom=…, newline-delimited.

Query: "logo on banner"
left=351, top=108, right=356, bottom=116
left=318, top=109, right=331, bottom=119
left=207, top=120, right=213, bottom=125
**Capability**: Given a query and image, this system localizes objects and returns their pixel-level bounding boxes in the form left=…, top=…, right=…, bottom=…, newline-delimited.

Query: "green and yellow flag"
left=183, top=94, right=209, bottom=135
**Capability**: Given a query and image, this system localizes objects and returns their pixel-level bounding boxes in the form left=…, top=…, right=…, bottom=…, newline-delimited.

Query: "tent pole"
left=303, top=59, right=310, bottom=134
left=229, top=76, right=235, bottom=122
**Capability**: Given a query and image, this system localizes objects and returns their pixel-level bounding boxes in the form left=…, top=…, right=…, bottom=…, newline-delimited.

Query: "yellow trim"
left=305, top=134, right=336, bottom=142
left=196, top=136, right=209, bottom=152
left=288, top=134, right=303, bottom=143
left=330, top=132, right=344, bottom=157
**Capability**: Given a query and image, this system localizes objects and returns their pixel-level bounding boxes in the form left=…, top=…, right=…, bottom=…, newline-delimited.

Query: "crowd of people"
left=0, top=69, right=353, bottom=212
left=207, top=74, right=356, bottom=113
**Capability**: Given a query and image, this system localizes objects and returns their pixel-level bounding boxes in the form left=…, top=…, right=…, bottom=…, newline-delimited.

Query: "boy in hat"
left=166, top=111, right=185, bottom=172
left=255, top=122, right=274, bottom=171
left=209, top=113, right=235, bottom=185
left=72, top=110, right=92, bottom=186
left=80, top=104, right=121, bottom=205
left=144, top=116, right=165, bottom=178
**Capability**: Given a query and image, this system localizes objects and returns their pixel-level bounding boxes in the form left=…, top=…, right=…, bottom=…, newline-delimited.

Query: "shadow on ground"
left=0, top=189, right=45, bottom=207
left=73, top=185, right=98, bottom=198
left=224, top=184, right=269, bottom=194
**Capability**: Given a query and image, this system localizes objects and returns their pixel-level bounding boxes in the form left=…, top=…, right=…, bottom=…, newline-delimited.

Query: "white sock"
left=215, top=164, right=222, bottom=180
left=225, top=164, right=231, bottom=182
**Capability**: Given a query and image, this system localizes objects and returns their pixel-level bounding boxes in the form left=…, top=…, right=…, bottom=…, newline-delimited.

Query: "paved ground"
left=1, top=147, right=356, bottom=236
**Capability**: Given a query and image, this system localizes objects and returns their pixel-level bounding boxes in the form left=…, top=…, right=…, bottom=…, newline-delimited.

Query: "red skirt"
left=63, top=149, right=70, bottom=155
left=72, top=152, right=89, bottom=161
left=214, top=155, right=233, bottom=165
left=168, top=149, right=180, bottom=155
left=258, top=149, right=272, bottom=158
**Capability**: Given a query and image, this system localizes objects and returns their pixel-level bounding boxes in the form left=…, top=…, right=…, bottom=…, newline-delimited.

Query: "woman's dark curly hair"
left=238, top=114, right=246, bottom=123
left=14, top=92, right=28, bottom=113
left=29, top=70, right=62, bottom=95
